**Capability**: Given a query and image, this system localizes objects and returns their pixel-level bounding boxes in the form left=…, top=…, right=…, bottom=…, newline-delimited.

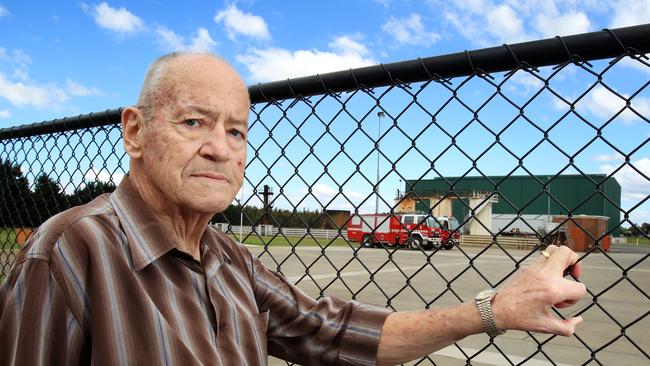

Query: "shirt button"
left=219, top=322, right=226, bottom=330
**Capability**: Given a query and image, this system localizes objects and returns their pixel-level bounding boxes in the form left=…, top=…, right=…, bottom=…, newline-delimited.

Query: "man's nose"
left=198, top=128, right=229, bottom=162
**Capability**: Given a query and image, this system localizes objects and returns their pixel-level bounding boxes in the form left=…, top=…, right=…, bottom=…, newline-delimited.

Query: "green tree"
left=31, top=173, right=69, bottom=225
left=211, top=204, right=326, bottom=229
left=628, top=223, right=643, bottom=236
left=0, top=158, right=33, bottom=227
left=641, top=222, right=650, bottom=235
left=212, top=204, right=241, bottom=225
left=68, top=180, right=117, bottom=206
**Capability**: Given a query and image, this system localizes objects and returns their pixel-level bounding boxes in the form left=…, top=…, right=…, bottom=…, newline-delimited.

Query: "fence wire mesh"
left=1, top=27, right=649, bottom=365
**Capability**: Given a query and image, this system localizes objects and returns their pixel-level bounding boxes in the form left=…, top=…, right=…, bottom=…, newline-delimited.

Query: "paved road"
left=247, top=245, right=650, bottom=366
left=608, top=244, right=650, bottom=254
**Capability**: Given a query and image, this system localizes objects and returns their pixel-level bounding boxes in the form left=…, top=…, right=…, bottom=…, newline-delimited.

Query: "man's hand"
left=492, top=245, right=587, bottom=336
left=376, top=245, right=587, bottom=365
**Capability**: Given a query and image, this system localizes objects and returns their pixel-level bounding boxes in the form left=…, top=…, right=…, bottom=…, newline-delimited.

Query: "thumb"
left=552, top=316, right=583, bottom=336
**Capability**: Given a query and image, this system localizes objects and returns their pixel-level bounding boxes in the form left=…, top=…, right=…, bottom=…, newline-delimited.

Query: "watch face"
left=475, top=289, right=497, bottom=301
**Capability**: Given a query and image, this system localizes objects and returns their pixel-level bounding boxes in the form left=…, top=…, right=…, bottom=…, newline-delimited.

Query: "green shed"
left=404, top=174, right=621, bottom=235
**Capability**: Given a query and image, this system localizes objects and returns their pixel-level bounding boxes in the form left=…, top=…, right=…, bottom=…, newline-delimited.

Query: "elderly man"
left=0, top=52, right=586, bottom=365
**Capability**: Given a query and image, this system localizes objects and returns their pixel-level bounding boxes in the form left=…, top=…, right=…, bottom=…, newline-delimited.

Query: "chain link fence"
left=2, top=25, right=650, bottom=365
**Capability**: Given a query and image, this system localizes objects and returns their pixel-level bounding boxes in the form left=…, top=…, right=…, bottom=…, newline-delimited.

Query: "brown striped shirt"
left=0, top=176, right=391, bottom=365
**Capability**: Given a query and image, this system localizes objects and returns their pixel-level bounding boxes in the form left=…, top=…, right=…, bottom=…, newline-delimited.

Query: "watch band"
left=475, top=289, right=506, bottom=337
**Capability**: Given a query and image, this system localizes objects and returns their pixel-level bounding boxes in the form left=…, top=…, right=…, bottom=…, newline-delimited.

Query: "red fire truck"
left=347, top=213, right=461, bottom=250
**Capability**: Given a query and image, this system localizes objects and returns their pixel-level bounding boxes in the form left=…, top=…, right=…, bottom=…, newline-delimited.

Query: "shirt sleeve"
left=0, top=257, right=87, bottom=365
left=251, top=256, right=393, bottom=366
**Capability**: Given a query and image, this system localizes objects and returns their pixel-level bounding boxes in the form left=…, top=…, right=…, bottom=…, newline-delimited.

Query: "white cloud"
left=189, top=28, right=218, bottom=52
left=0, top=109, right=10, bottom=119
left=535, top=11, right=591, bottom=38
left=0, top=49, right=100, bottom=110
left=601, top=157, right=650, bottom=201
left=155, top=26, right=184, bottom=51
left=0, top=72, right=68, bottom=108
left=443, top=11, right=483, bottom=45
left=617, top=55, right=650, bottom=75
left=85, top=167, right=125, bottom=185
left=214, top=4, right=270, bottom=41
left=66, top=79, right=103, bottom=96
left=237, top=35, right=376, bottom=82
left=63, top=167, right=126, bottom=195
left=628, top=208, right=649, bottom=225
left=291, top=182, right=372, bottom=212
left=505, top=71, right=543, bottom=93
left=329, top=35, right=369, bottom=56
left=84, top=2, right=144, bottom=36
left=312, top=183, right=337, bottom=198
left=580, top=86, right=650, bottom=123
left=440, top=1, right=596, bottom=45
left=0, top=48, right=30, bottom=65
left=593, top=153, right=624, bottom=162
left=610, top=0, right=650, bottom=28
left=382, top=13, right=441, bottom=46
left=0, top=48, right=104, bottom=110
left=155, top=26, right=217, bottom=53
left=486, top=4, right=528, bottom=43
left=0, top=48, right=31, bottom=81
left=0, top=5, right=9, bottom=18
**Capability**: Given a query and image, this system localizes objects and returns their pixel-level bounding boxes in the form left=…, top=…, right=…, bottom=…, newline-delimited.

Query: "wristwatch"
left=475, top=288, right=506, bottom=337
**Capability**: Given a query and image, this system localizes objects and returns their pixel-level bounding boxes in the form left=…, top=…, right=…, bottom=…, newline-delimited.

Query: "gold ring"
left=541, top=250, right=551, bottom=259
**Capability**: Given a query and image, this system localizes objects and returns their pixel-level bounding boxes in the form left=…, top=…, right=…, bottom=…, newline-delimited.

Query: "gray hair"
left=136, top=51, right=220, bottom=122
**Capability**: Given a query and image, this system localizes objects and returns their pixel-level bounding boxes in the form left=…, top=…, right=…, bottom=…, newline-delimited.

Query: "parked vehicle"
left=347, top=213, right=461, bottom=250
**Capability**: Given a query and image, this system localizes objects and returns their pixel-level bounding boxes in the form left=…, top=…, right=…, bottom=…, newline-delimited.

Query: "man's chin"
left=185, top=196, right=234, bottom=215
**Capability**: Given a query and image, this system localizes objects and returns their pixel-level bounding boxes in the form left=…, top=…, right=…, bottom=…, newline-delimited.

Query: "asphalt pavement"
left=248, top=245, right=650, bottom=366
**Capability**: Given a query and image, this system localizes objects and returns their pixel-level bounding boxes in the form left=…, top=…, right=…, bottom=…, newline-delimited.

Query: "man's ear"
left=122, top=107, right=145, bottom=159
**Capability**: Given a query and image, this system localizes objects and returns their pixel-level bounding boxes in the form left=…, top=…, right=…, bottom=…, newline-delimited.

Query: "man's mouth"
left=191, top=172, right=228, bottom=181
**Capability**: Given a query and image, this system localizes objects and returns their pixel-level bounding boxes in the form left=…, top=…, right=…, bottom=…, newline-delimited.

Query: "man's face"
left=138, top=55, right=249, bottom=214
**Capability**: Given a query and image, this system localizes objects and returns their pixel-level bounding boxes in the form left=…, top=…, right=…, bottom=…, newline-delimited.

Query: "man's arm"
left=0, top=257, right=87, bottom=365
left=376, top=245, right=587, bottom=366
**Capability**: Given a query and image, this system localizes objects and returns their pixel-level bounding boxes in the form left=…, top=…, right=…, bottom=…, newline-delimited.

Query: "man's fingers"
left=545, top=246, right=580, bottom=275
left=550, top=279, right=586, bottom=309
left=535, top=245, right=558, bottom=266
left=561, top=316, right=583, bottom=336
left=559, top=279, right=587, bottom=301
left=554, top=299, right=578, bottom=308
left=547, top=316, right=583, bottom=336
left=565, top=261, right=583, bottom=279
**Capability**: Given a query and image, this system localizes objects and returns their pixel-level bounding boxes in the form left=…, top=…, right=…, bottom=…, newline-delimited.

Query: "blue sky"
left=0, top=1, right=649, bottom=224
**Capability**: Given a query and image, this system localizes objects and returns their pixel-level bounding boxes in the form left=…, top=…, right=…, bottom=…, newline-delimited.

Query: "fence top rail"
left=1, top=23, right=648, bottom=141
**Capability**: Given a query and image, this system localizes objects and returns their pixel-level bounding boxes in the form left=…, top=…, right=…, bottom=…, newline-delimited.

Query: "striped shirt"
left=0, top=176, right=391, bottom=365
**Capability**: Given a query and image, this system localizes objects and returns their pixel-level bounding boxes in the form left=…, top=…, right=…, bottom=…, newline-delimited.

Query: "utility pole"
left=261, top=184, right=274, bottom=226
left=375, top=111, right=385, bottom=217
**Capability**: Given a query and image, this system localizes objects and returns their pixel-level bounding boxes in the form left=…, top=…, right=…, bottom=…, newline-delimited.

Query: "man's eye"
left=229, top=129, right=245, bottom=138
left=183, top=119, right=201, bottom=128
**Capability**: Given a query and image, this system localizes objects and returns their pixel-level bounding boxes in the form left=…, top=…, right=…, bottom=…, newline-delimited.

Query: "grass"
left=625, top=236, right=650, bottom=247
left=227, top=233, right=354, bottom=248
left=0, top=228, right=20, bottom=249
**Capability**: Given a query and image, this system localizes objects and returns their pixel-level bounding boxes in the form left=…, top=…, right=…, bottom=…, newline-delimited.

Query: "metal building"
left=398, top=174, right=621, bottom=235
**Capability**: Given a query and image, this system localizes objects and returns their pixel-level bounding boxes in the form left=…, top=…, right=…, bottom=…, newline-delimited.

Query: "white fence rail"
left=211, top=223, right=348, bottom=240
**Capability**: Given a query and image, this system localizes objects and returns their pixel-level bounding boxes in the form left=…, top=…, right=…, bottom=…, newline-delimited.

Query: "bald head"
left=136, top=52, right=249, bottom=122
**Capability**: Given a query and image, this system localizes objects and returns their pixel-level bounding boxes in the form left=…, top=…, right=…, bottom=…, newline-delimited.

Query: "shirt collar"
left=110, top=175, right=176, bottom=271
left=110, top=175, right=232, bottom=271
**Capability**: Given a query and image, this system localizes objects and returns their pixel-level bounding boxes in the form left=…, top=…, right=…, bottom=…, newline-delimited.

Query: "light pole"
left=375, top=111, right=385, bottom=216
left=397, top=178, right=402, bottom=200
left=239, top=184, right=244, bottom=243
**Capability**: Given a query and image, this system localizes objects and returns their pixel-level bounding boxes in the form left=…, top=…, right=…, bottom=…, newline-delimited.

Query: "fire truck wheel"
left=442, top=241, right=454, bottom=250
left=409, top=236, right=422, bottom=250
left=362, top=235, right=374, bottom=248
